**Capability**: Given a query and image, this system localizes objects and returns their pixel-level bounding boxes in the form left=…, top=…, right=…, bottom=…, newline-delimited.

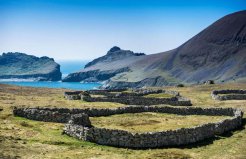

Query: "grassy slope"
left=0, top=83, right=246, bottom=159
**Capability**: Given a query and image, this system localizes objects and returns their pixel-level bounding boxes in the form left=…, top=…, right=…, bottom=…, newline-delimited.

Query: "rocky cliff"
left=0, top=52, right=62, bottom=81
left=63, top=10, right=246, bottom=88
left=62, top=46, right=145, bottom=82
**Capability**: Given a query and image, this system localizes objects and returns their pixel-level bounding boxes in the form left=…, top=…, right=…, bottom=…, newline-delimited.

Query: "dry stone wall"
left=82, top=96, right=191, bottom=106
left=64, top=106, right=243, bottom=148
left=64, top=89, right=127, bottom=100
left=13, top=107, right=72, bottom=123
left=212, top=90, right=246, bottom=100
left=64, top=91, right=83, bottom=100
left=64, top=89, right=192, bottom=106
left=13, top=106, right=243, bottom=148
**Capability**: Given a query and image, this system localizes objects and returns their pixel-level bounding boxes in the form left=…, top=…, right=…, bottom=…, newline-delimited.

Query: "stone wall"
left=64, top=106, right=243, bottom=148
left=13, top=107, right=72, bottom=123
left=82, top=96, right=191, bottom=106
left=64, top=89, right=190, bottom=106
left=14, top=106, right=238, bottom=119
left=110, top=89, right=180, bottom=97
left=64, top=89, right=129, bottom=100
left=211, top=90, right=246, bottom=100
left=81, top=89, right=191, bottom=106
left=64, top=91, right=83, bottom=100
left=13, top=106, right=243, bottom=148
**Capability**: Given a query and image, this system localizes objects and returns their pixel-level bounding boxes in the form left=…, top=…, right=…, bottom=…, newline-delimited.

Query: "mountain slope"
left=165, top=10, right=246, bottom=83
left=63, top=10, right=246, bottom=88
left=0, top=52, right=62, bottom=81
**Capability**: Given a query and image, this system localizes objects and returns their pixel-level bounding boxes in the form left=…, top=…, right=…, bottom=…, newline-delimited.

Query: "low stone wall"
left=132, top=89, right=180, bottom=96
left=211, top=90, right=246, bottom=100
left=14, top=106, right=238, bottom=119
left=13, top=106, right=243, bottom=148
left=64, top=91, right=83, bottom=100
left=81, top=89, right=191, bottom=106
left=64, top=106, right=243, bottom=148
left=64, top=89, right=180, bottom=100
left=13, top=107, right=72, bottom=123
left=83, top=96, right=191, bottom=106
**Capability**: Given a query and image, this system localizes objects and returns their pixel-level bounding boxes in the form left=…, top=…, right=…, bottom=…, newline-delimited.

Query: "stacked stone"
left=80, top=89, right=191, bottom=106
left=64, top=91, right=83, bottom=100
left=211, top=89, right=246, bottom=100
left=82, top=95, right=191, bottom=106
left=13, top=105, right=243, bottom=148
left=63, top=106, right=243, bottom=148
left=13, top=107, right=71, bottom=123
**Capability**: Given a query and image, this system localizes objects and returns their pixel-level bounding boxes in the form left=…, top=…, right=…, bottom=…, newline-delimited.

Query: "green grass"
left=144, top=93, right=175, bottom=98
left=90, top=112, right=230, bottom=133
left=90, top=94, right=107, bottom=98
left=1, top=83, right=246, bottom=159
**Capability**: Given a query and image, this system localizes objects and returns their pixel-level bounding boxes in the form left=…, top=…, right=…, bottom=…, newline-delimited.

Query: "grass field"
left=0, top=83, right=246, bottom=159
left=90, top=112, right=230, bottom=133
left=144, top=93, right=175, bottom=98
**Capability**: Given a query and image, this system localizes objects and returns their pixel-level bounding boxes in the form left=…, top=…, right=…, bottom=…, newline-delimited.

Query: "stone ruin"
left=64, top=89, right=192, bottom=106
left=11, top=88, right=245, bottom=148
left=13, top=106, right=243, bottom=148
left=211, top=89, right=246, bottom=100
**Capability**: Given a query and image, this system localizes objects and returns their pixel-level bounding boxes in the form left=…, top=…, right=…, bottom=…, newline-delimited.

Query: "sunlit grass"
left=144, top=93, right=175, bottom=98
left=1, top=83, right=246, bottom=159
left=90, top=112, right=230, bottom=133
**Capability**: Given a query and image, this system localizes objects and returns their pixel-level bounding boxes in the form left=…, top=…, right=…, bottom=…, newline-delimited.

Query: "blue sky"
left=0, top=0, right=245, bottom=60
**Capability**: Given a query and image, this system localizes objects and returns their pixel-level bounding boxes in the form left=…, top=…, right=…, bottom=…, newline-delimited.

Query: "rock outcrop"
left=63, top=11, right=246, bottom=88
left=0, top=52, right=62, bottom=81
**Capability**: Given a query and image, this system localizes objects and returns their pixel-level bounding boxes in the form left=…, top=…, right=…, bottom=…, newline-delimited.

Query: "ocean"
left=0, top=60, right=102, bottom=90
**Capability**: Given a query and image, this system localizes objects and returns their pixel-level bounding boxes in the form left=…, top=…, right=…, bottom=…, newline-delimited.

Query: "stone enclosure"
left=64, top=89, right=192, bottom=106
left=12, top=88, right=244, bottom=148
left=212, top=89, right=246, bottom=100
left=13, top=105, right=243, bottom=148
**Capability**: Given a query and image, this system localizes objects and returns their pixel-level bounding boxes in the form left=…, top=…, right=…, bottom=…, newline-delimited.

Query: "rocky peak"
left=84, top=47, right=145, bottom=68
left=107, top=46, right=121, bottom=53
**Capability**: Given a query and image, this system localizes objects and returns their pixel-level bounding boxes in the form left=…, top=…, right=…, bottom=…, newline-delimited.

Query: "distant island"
left=0, top=52, right=62, bottom=81
left=63, top=10, right=246, bottom=89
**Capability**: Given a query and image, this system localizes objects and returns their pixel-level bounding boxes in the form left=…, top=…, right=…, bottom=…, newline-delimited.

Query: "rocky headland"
left=0, top=52, right=62, bottom=81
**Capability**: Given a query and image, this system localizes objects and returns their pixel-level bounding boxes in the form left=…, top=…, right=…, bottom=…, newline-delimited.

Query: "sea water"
left=0, top=60, right=102, bottom=90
